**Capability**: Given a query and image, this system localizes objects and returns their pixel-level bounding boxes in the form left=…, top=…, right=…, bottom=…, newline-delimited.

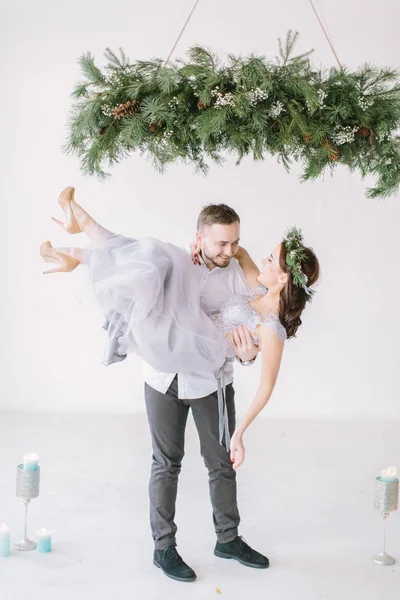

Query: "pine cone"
left=330, top=149, right=340, bottom=162
left=322, top=139, right=340, bottom=162
left=149, top=121, right=162, bottom=133
left=197, top=100, right=208, bottom=110
left=112, top=100, right=140, bottom=120
left=99, top=128, right=106, bottom=136
left=357, top=127, right=371, bottom=138
left=303, top=135, right=311, bottom=144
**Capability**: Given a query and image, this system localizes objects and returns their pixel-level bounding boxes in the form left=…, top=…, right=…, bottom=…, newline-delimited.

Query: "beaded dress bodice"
left=210, top=285, right=287, bottom=356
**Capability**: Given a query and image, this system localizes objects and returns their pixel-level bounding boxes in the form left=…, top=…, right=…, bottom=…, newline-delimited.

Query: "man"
left=143, top=204, right=269, bottom=582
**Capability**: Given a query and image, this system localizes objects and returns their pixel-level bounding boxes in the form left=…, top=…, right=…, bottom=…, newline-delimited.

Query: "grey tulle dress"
left=86, top=233, right=287, bottom=372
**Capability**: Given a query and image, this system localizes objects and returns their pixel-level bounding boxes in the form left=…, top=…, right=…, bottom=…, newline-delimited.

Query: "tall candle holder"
left=14, top=464, right=40, bottom=551
left=372, top=476, right=398, bottom=566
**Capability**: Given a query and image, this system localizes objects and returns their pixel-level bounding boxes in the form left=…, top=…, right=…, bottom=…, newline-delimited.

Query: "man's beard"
left=202, top=250, right=231, bottom=269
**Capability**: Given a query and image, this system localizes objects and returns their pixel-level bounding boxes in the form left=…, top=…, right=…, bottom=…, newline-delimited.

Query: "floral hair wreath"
left=283, top=227, right=315, bottom=302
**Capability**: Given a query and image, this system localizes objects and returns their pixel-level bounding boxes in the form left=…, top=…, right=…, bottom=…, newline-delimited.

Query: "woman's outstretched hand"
left=230, top=431, right=245, bottom=470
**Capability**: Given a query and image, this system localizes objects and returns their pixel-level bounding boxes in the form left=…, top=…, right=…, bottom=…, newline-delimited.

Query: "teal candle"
left=23, top=453, right=39, bottom=471
left=0, top=523, right=11, bottom=557
left=36, top=529, right=51, bottom=553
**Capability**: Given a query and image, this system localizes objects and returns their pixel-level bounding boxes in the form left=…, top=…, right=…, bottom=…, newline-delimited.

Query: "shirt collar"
left=199, top=252, right=221, bottom=273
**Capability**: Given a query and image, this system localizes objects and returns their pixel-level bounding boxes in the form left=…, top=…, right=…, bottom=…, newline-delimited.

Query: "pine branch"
left=187, top=46, right=218, bottom=71
left=72, top=82, right=89, bottom=98
left=277, top=30, right=312, bottom=67
left=78, top=53, right=105, bottom=84
left=104, top=47, right=129, bottom=68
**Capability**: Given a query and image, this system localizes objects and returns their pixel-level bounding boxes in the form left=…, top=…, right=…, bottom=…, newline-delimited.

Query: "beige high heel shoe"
left=40, top=241, right=79, bottom=274
left=51, top=186, right=81, bottom=234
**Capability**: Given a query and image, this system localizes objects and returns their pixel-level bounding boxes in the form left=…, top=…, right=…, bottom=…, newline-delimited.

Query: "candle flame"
left=381, top=466, right=397, bottom=477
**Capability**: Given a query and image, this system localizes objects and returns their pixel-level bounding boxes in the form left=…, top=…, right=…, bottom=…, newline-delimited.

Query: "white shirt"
left=142, top=249, right=248, bottom=399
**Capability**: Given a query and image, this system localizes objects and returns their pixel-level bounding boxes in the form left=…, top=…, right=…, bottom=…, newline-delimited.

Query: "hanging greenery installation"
left=65, top=31, right=400, bottom=198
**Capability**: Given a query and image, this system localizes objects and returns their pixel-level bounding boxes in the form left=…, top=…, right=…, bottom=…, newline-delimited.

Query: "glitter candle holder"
left=14, top=464, right=41, bottom=551
left=372, top=476, right=399, bottom=566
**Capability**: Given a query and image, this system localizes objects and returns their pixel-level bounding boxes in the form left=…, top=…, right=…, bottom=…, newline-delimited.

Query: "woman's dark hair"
left=278, top=242, right=320, bottom=338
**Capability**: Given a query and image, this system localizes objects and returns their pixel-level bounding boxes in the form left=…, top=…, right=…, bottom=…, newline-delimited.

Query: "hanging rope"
left=163, top=0, right=202, bottom=67
left=315, top=0, right=335, bottom=50
left=163, top=1, right=341, bottom=70
left=308, top=0, right=342, bottom=69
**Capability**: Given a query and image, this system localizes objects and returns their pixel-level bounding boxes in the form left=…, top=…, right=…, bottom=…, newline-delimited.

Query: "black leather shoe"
left=153, top=546, right=197, bottom=582
left=214, top=536, right=269, bottom=569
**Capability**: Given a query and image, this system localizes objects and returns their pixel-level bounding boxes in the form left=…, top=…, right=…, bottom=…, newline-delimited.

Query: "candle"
left=23, top=453, right=39, bottom=471
left=380, top=466, right=397, bottom=483
left=0, top=523, right=11, bottom=558
left=36, top=529, right=51, bottom=553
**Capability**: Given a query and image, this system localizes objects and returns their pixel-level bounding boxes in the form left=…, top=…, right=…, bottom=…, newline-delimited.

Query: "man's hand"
left=230, top=431, right=245, bottom=470
left=230, top=325, right=259, bottom=362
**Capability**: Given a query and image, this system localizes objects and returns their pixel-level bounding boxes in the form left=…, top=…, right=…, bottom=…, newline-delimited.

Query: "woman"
left=41, top=187, right=320, bottom=468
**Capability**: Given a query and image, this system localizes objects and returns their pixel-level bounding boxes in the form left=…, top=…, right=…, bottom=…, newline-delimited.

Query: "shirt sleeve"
left=229, top=258, right=249, bottom=292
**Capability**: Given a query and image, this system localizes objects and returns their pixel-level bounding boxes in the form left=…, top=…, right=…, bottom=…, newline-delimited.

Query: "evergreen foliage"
left=64, top=32, right=400, bottom=198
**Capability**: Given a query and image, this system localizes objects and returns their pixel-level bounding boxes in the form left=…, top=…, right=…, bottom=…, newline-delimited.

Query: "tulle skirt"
left=85, top=234, right=228, bottom=372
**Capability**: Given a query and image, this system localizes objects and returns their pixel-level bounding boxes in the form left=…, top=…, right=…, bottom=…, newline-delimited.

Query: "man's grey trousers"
left=145, top=376, right=240, bottom=550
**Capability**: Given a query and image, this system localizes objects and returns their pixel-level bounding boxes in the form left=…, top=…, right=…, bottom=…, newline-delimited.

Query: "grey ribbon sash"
left=214, top=359, right=232, bottom=452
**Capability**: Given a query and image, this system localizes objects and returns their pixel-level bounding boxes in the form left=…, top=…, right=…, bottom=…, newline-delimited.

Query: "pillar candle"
left=380, top=466, right=397, bottom=483
left=23, top=453, right=40, bottom=471
left=0, top=523, right=11, bottom=557
left=36, top=529, right=52, bottom=553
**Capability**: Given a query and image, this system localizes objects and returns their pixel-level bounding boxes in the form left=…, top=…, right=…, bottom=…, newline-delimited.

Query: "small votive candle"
left=380, top=466, right=397, bottom=483
left=0, top=523, right=11, bottom=557
left=36, top=529, right=51, bottom=553
left=23, top=453, right=39, bottom=471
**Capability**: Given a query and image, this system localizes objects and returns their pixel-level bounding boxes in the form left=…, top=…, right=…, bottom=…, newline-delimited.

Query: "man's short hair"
left=197, top=204, right=240, bottom=231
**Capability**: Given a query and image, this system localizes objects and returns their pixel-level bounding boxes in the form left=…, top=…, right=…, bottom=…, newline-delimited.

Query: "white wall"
left=1, top=0, right=399, bottom=417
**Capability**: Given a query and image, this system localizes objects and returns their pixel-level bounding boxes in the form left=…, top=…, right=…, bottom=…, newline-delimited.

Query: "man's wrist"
left=235, top=355, right=257, bottom=366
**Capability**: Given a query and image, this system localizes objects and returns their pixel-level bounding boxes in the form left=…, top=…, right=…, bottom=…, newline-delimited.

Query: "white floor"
left=0, top=413, right=399, bottom=600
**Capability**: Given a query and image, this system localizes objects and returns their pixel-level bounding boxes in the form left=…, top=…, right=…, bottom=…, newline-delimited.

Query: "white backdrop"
left=1, top=0, right=399, bottom=417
